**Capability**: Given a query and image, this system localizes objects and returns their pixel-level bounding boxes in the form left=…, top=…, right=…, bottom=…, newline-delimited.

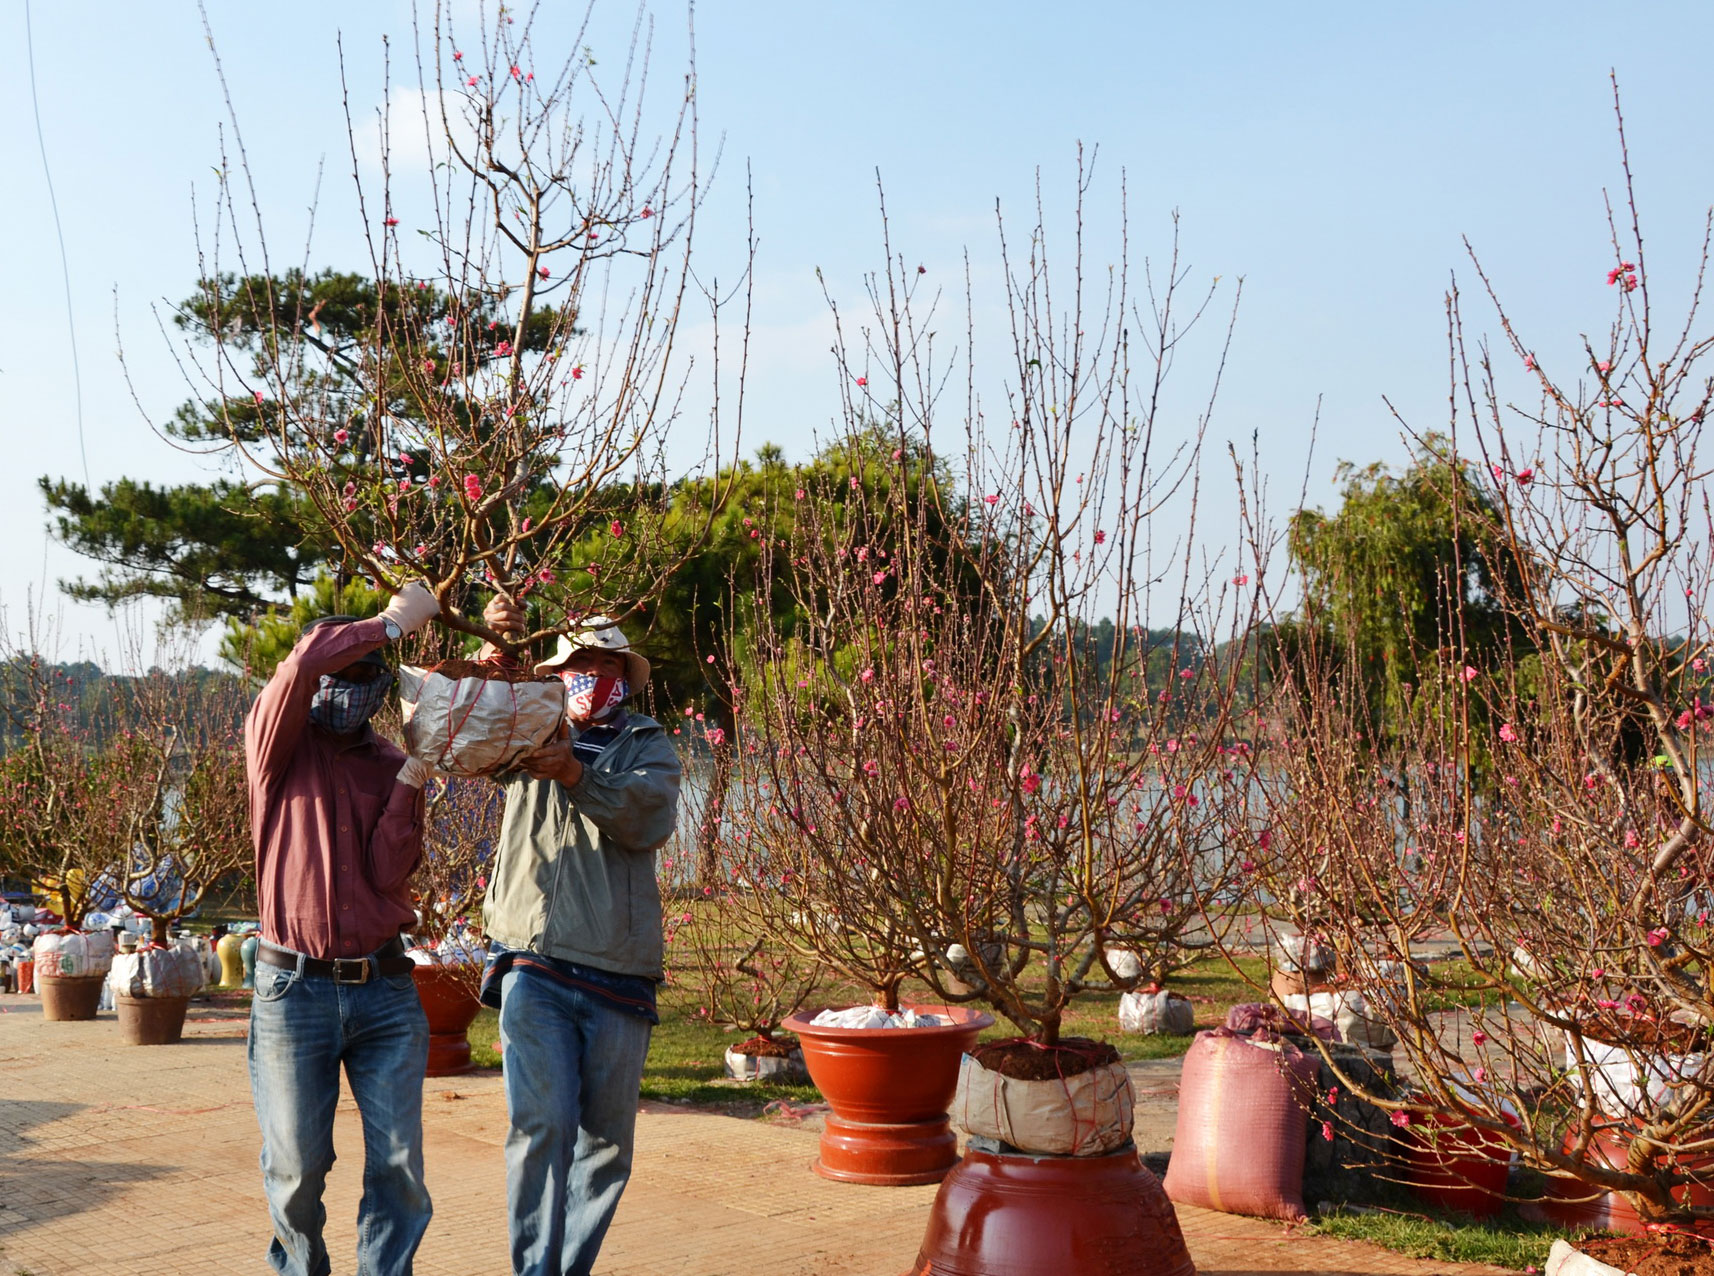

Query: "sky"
left=6, top=1, right=1714, bottom=670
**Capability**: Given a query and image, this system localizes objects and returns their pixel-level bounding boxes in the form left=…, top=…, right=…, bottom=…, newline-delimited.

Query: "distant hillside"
left=0, top=658, right=248, bottom=753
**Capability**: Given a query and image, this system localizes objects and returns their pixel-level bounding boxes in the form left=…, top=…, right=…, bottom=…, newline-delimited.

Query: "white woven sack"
left=1119, top=989, right=1195, bottom=1036
left=82, top=929, right=116, bottom=975
left=952, top=1054, right=1135, bottom=1156
left=110, top=951, right=145, bottom=998
left=1282, top=989, right=1396, bottom=1050
left=723, top=1045, right=809, bottom=1082
left=32, top=932, right=64, bottom=976
left=36, top=930, right=111, bottom=977
left=141, top=946, right=203, bottom=998
left=1565, top=1033, right=1707, bottom=1118
left=1105, top=948, right=1145, bottom=982
left=399, top=665, right=566, bottom=778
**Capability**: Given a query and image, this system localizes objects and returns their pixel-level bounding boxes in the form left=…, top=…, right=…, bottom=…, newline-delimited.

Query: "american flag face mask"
left=560, top=671, right=628, bottom=721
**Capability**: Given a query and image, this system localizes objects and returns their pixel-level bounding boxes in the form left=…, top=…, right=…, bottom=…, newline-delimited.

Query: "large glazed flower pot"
left=414, top=964, right=481, bottom=1076
left=1404, top=1108, right=1518, bottom=1219
left=783, top=1004, right=993, bottom=1187
left=1540, top=1121, right=1714, bottom=1233
left=38, top=972, right=105, bottom=1021
left=240, top=934, right=259, bottom=989
left=905, top=1145, right=1196, bottom=1276
left=117, top=993, right=191, bottom=1045
left=216, top=933, right=245, bottom=989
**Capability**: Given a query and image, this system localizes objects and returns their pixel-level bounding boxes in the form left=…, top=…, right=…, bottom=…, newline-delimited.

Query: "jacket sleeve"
left=245, top=618, right=393, bottom=789
left=566, top=727, right=682, bottom=854
left=364, top=782, right=426, bottom=895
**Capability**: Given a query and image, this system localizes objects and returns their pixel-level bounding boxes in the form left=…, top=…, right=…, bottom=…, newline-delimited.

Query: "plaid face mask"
left=560, top=672, right=628, bottom=721
left=308, top=672, right=393, bottom=733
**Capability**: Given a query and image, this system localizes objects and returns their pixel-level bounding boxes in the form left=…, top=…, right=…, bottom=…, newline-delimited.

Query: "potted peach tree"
left=1239, top=108, right=1714, bottom=1262
left=0, top=633, right=120, bottom=1020
left=102, top=665, right=250, bottom=1045
left=408, top=775, right=502, bottom=1075
left=721, top=168, right=1257, bottom=1275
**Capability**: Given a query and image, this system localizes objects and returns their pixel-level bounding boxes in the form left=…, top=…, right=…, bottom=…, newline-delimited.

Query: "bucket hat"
left=532, top=615, right=651, bottom=690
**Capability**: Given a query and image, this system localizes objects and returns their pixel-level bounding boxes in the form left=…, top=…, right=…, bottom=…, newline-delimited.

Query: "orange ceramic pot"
left=905, top=1145, right=1196, bottom=1276
left=413, top=964, right=481, bottom=1076
left=783, top=1004, right=992, bottom=1187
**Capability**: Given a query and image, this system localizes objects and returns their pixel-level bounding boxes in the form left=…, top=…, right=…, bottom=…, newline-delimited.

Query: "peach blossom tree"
left=1242, top=100, right=1714, bottom=1223
left=169, top=4, right=740, bottom=650
left=711, top=170, right=1262, bottom=1046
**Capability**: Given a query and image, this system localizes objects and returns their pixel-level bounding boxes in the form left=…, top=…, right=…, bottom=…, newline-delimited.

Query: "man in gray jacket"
left=478, top=599, right=681, bottom=1276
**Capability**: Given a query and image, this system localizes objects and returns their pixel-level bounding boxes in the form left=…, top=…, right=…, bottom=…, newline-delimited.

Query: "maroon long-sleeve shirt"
left=245, top=617, right=424, bottom=960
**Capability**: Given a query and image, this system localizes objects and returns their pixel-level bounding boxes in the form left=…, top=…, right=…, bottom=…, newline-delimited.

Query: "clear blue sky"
left=6, top=1, right=1714, bottom=667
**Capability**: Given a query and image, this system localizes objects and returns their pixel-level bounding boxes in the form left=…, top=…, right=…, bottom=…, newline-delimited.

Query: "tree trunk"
left=695, top=739, right=734, bottom=885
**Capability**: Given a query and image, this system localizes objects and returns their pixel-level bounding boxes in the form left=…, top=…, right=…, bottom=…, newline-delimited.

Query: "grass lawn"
left=1309, top=1202, right=1573, bottom=1271
left=466, top=1006, right=822, bottom=1109
left=465, top=950, right=1273, bottom=1105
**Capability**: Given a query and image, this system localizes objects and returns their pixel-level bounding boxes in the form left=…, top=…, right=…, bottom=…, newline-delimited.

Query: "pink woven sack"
left=1164, top=1027, right=1320, bottom=1221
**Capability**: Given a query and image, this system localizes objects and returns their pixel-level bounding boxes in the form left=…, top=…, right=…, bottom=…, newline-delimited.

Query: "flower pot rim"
left=784, top=1002, right=994, bottom=1039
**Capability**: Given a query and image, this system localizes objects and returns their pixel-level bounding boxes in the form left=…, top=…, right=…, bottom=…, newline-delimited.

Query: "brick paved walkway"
left=0, top=994, right=1506, bottom=1276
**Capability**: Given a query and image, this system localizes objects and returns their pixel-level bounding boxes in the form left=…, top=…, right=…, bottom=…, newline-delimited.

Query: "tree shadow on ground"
left=0, top=1099, right=170, bottom=1233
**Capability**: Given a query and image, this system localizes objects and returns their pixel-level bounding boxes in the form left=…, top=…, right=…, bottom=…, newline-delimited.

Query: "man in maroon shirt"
left=244, top=582, right=440, bottom=1276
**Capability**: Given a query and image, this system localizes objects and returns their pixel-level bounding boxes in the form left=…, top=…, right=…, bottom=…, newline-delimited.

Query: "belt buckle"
left=332, top=957, right=371, bottom=985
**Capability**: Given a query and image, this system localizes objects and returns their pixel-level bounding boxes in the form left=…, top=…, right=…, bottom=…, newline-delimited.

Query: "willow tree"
left=1283, top=436, right=1530, bottom=753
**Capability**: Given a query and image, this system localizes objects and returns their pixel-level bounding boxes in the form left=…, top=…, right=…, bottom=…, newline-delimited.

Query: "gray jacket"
left=482, top=713, right=681, bottom=980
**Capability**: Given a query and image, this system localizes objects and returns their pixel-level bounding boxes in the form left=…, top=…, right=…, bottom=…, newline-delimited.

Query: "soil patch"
left=428, top=659, right=560, bottom=684
left=1580, top=1232, right=1714, bottom=1276
left=969, top=1036, right=1120, bottom=1081
left=731, top=1034, right=799, bottom=1057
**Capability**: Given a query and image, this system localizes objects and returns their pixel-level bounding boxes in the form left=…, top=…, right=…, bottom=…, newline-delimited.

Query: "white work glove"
left=380, top=581, right=440, bottom=638
left=396, top=756, right=438, bottom=789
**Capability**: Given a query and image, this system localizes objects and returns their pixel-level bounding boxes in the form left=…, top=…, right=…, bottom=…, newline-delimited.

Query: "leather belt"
left=258, top=939, right=413, bottom=985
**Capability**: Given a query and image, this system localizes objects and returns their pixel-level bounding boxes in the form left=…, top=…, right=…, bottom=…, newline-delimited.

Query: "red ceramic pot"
left=905, top=1145, right=1196, bottom=1276
left=1405, top=1108, right=1520, bottom=1218
left=413, top=964, right=482, bottom=1076
left=1541, top=1121, right=1714, bottom=1234
left=783, top=1004, right=992, bottom=1187
left=15, top=958, right=33, bottom=994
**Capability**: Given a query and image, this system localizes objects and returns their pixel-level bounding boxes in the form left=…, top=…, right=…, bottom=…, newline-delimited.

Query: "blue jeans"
left=248, top=961, right=432, bottom=1276
left=499, top=965, right=654, bottom=1276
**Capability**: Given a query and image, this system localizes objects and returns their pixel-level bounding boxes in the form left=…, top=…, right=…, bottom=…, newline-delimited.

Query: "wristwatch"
left=381, top=616, right=403, bottom=642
